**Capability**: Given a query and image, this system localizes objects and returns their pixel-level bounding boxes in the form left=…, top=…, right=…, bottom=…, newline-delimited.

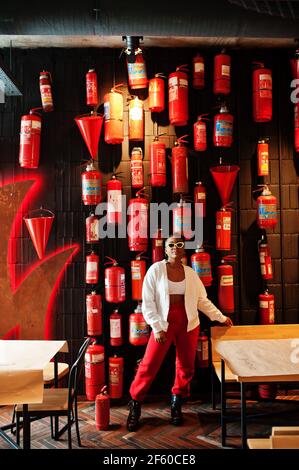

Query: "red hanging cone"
left=24, top=208, right=54, bottom=259
left=75, top=112, right=104, bottom=159
left=210, top=164, right=240, bottom=206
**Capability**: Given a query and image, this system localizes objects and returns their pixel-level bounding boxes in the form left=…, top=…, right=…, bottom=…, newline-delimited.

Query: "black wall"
left=0, top=46, right=298, bottom=397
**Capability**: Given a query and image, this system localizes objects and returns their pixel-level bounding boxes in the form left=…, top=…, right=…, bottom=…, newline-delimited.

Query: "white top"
left=142, top=259, right=227, bottom=334
left=168, top=278, right=186, bottom=295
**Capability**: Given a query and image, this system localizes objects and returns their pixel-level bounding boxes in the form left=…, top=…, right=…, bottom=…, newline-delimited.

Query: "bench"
left=248, top=426, right=299, bottom=449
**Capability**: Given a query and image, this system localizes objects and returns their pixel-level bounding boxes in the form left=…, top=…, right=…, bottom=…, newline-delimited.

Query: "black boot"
left=127, top=399, right=141, bottom=432
left=170, top=394, right=183, bottom=426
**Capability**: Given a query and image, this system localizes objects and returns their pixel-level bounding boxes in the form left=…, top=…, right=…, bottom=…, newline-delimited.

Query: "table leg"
left=241, top=382, right=247, bottom=449
left=54, top=355, right=59, bottom=438
left=221, top=359, right=227, bottom=447
left=22, top=404, right=30, bottom=449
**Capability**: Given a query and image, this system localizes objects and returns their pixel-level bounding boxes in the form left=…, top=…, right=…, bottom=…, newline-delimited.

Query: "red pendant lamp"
left=24, top=208, right=55, bottom=259
left=75, top=111, right=104, bottom=160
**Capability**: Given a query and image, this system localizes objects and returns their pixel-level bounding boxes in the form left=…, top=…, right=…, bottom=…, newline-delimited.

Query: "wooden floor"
left=1, top=394, right=299, bottom=449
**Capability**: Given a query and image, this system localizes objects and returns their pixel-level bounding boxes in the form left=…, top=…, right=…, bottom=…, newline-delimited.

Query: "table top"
left=0, top=340, right=68, bottom=405
left=215, top=338, right=299, bottom=383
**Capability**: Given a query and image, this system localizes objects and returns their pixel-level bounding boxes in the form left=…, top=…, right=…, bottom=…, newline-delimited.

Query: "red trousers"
left=130, top=301, right=199, bottom=402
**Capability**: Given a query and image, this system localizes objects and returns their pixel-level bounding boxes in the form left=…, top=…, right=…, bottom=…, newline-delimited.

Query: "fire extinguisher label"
left=169, top=85, right=178, bottom=102
left=195, top=62, right=204, bottom=73
left=220, top=275, right=233, bottom=286
left=221, top=65, right=230, bottom=77
left=110, top=319, right=121, bottom=338
left=259, top=74, right=272, bottom=89
left=110, top=364, right=121, bottom=384
left=259, top=301, right=268, bottom=308
left=104, top=101, right=110, bottom=119
left=179, top=78, right=188, bottom=88
left=85, top=353, right=104, bottom=364
left=223, top=217, right=231, bottom=230
left=129, top=106, right=143, bottom=121
left=192, top=262, right=211, bottom=277
left=196, top=192, right=206, bottom=200
left=87, top=262, right=97, bottom=274
left=128, top=62, right=147, bottom=79
left=82, top=180, right=100, bottom=194
left=131, top=266, right=141, bottom=280
left=87, top=219, right=100, bottom=241
left=258, top=204, right=277, bottom=219
left=130, top=322, right=148, bottom=338
left=216, top=120, right=233, bottom=137
left=155, top=240, right=163, bottom=247
left=40, top=84, right=52, bottom=104
left=269, top=301, right=275, bottom=322
left=169, top=76, right=178, bottom=87
left=107, top=190, right=122, bottom=213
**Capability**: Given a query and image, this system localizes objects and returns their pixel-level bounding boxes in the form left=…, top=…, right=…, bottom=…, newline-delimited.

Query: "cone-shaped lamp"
left=75, top=112, right=103, bottom=159
left=210, top=164, right=240, bottom=206
left=24, top=208, right=54, bottom=259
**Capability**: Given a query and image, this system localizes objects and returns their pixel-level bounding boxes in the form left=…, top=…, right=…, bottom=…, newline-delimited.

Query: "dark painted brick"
left=283, top=234, right=298, bottom=258
left=285, top=284, right=299, bottom=309
left=281, top=210, right=299, bottom=234
left=281, top=160, right=298, bottom=184
left=284, top=259, right=299, bottom=283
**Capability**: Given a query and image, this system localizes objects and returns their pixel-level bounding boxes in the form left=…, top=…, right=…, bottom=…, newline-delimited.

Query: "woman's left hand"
left=222, top=317, right=233, bottom=327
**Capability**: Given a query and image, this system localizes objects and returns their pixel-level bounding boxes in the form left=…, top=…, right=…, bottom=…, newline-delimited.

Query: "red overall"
left=130, top=301, right=199, bottom=401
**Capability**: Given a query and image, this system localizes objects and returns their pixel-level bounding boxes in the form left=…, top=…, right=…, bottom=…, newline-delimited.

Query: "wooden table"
left=215, top=338, right=299, bottom=449
left=0, top=340, right=68, bottom=449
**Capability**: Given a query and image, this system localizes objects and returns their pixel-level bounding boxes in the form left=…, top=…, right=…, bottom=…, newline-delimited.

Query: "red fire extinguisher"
left=257, top=138, right=269, bottom=177
left=193, top=53, right=205, bottom=89
left=253, top=62, right=272, bottom=122
left=216, top=205, right=232, bottom=251
left=107, top=174, right=123, bottom=225
left=128, top=188, right=149, bottom=251
left=213, top=50, right=231, bottom=95
left=81, top=162, right=102, bottom=206
left=86, top=251, right=99, bottom=285
left=214, top=105, right=233, bottom=148
left=129, top=96, right=144, bottom=141
left=258, top=234, right=273, bottom=280
left=194, top=181, right=206, bottom=218
left=85, top=341, right=105, bottom=401
left=104, top=256, right=126, bottom=303
left=109, top=356, right=124, bottom=399
left=131, top=253, right=147, bottom=301
left=126, top=51, right=148, bottom=90
left=290, top=49, right=299, bottom=80
left=259, top=289, right=275, bottom=324
left=193, top=114, right=209, bottom=152
left=256, top=185, right=277, bottom=229
left=104, top=84, right=124, bottom=144
left=39, top=71, right=53, bottom=112
left=130, top=147, right=144, bottom=189
left=218, top=255, right=235, bottom=314
left=171, top=135, right=189, bottom=194
left=173, top=197, right=193, bottom=240
left=294, top=104, right=299, bottom=152
left=86, top=212, right=100, bottom=244
left=191, top=246, right=212, bottom=287
left=196, top=331, right=209, bottom=368
left=19, top=109, right=42, bottom=169
left=152, top=228, right=164, bottom=263
left=86, top=69, right=98, bottom=107
left=129, top=303, right=150, bottom=346
left=109, top=309, right=123, bottom=346
left=168, top=65, right=189, bottom=126
left=149, top=74, right=165, bottom=113
left=95, top=386, right=110, bottom=430
left=86, top=292, right=102, bottom=336
left=150, top=135, right=166, bottom=187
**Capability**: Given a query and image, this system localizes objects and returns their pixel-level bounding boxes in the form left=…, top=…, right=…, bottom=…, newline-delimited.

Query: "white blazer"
left=142, top=259, right=227, bottom=333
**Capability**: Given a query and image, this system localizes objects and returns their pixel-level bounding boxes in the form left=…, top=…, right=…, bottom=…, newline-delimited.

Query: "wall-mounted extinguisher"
left=81, top=162, right=102, bottom=206
left=171, top=135, right=189, bottom=194
left=109, top=308, right=123, bottom=346
left=128, top=188, right=149, bottom=251
left=19, top=109, right=42, bottom=169
left=126, top=50, right=148, bottom=90
left=130, top=147, right=144, bottom=189
left=107, top=174, right=123, bottom=225
left=129, top=303, right=150, bottom=346
left=95, top=386, right=110, bottom=430
left=196, top=331, right=209, bottom=368
left=104, top=257, right=126, bottom=303
left=216, top=206, right=232, bottom=251
left=213, top=50, right=231, bottom=95
left=86, top=68, right=98, bottom=107
left=149, top=74, right=165, bottom=113
left=168, top=65, right=189, bottom=126
left=39, top=71, right=53, bottom=112
left=194, top=181, right=206, bottom=218
left=193, top=114, right=209, bottom=152
left=173, top=197, right=193, bottom=240
left=252, top=62, right=272, bottom=122
left=86, top=212, right=100, bottom=244
left=294, top=104, right=299, bottom=153
left=86, top=251, right=99, bottom=285
left=104, top=84, right=124, bottom=144
left=259, top=289, right=275, bottom=324
left=131, top=252, right=147, bottom=301
left=257, top=138, right=269, bottom=177
left=152, top=228, right=164, bottom=264
left=218, top=255, right=235, bottom=314
left=256, top=185, right=277, bottom=229
left=290, top=49, right=299, bottom=80
left=258, top=233, right=273, bottom=280
left=86, top=292, right=102, bottom=336
left=191, top=245, right=212, bottom=287
left=129, top=96, right=144, bottom=141
left=192, top=53, right=205, bottom=89
left=85, top=341, right=105, bottom=401
left=150, top=135, right=166, bottom=187
left=213, top=105, right=233, bottom=148
left=109, top=356, right=124, bottom=399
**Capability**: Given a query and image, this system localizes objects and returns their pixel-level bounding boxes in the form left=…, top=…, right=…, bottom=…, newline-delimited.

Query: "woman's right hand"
left=154, top=331, right=167, bottom=344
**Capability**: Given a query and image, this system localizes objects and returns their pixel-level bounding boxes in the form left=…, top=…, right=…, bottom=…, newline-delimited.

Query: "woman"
left=127, top=235, right=233, bottom=431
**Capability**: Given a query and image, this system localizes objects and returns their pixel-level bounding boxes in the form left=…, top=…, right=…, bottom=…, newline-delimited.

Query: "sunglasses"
left=167, top=242, right=185, bottom=249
